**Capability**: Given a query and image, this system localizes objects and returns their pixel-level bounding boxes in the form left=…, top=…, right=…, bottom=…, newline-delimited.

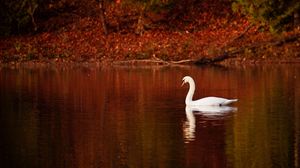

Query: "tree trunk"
left=135, top=4, right=146, bottom=35
left=294, top=11, right=300, bottom=27
left=27, top=2, right=38, bottom=32
left=98, top=0, right=108, bottom=35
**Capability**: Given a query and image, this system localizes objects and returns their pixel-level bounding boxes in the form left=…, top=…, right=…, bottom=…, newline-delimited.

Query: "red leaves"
left=0, top=0, right=299, bottom=64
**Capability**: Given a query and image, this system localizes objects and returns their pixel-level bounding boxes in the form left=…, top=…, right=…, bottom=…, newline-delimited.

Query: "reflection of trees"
left=1, top=65, right=299, bottom=168
left=293, top=66, right=300, bottom=168
left=0, top=65, right=244, bottom=168
left=0, top=66, right=187, bottom=168
left=0, top=68, right=39, bottom=168
left=230, top=66, right=300, bottom=168
left=107, top=68, right=186, bottom=168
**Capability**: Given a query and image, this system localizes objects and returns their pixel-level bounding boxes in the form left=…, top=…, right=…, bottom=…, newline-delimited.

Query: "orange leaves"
left=0, top=0, right=300, bottom=64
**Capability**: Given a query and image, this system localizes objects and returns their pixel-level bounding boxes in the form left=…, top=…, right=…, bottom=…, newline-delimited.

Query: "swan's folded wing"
left=191, top=97, right=237, bottom=106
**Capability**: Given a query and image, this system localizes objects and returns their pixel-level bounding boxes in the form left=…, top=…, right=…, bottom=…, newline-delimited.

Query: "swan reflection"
left=183, top=105, right=237, bottom=143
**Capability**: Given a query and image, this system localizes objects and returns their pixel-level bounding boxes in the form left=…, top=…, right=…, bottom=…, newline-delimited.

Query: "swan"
left=182, top=76, right=238, bottom=106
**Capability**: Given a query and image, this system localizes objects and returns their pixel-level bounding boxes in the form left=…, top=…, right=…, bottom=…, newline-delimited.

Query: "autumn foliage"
left=0, top=0, right=299, bottom=65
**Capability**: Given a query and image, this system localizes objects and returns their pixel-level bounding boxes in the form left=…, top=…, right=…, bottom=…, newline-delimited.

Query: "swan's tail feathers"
left=223, top=99, right=238, bottom=105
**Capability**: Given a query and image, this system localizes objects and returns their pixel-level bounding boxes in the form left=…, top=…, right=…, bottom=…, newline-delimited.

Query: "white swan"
left=182, top=76, right=238, bottom=106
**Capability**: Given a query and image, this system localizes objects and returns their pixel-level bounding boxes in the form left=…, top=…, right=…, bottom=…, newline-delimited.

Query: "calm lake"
left=0, top=64, right=299, bottom=168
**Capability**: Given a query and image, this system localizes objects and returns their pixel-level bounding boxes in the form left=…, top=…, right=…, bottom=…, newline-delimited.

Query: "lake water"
left=0, top=64, right=299, bottom=168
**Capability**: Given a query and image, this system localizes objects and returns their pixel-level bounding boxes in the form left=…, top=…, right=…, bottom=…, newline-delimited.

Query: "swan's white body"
left=182, top=76, right=238, bottom=106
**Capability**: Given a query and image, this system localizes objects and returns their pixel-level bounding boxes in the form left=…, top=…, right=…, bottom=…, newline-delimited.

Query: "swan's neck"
left=186, top=80, right=195, bottom=105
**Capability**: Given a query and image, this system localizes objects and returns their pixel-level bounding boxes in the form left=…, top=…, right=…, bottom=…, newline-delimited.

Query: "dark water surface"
left=0, top=65, right=299, bottom=168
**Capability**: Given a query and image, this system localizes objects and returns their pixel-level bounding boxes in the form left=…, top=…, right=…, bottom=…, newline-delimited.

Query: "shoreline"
left=1, top=56, right=299, bottom=69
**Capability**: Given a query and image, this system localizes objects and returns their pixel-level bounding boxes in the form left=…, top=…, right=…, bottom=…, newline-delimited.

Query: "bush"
left=0, top=0, right=79, bottom=36
left=0, top=0, right=39, bottom=36
left=232, top=0, right=300, bottom=32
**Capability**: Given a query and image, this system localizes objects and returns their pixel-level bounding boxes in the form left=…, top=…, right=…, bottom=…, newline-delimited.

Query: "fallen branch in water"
left=113, top=58, right=196, bottom=65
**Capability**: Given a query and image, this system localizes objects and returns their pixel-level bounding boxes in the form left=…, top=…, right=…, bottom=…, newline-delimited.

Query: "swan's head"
left=182, top=76, right=193, bottom=86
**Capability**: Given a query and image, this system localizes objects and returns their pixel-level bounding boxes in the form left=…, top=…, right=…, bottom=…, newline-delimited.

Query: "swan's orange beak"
left=181, top=80, right=186, bottom=87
